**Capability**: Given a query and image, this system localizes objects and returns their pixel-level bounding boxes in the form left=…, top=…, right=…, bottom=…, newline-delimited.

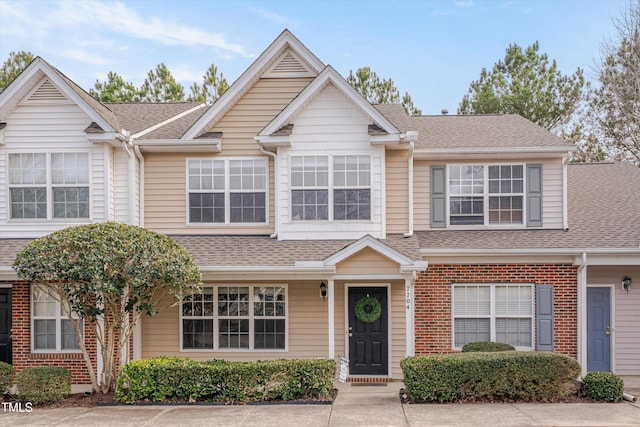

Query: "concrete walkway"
left=1, top=380, right=639, bottom=427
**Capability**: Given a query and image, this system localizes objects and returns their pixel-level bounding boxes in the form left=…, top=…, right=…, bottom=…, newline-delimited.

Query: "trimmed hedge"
left=580, top=372, right=624, bottom=402
left=16, top=366, right=71, bottom=405
left=116, top=357, right=336, bottom=404
left=0, top=361, right=15, bottom=396
left=462, top=342, right=515, bottom=352
left=401, top=352, right=580, bottom=403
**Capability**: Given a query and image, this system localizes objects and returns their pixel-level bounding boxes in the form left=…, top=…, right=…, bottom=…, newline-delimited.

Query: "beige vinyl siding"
left=385, top=149, right=409, bottom=233
left=143, top=153, right=275, bottom=234
left=335, top=247, right=400, bottom=276
left=390, top=280, right=406, bottom=379
left=143, top=78, right=311, bottom=234
left=588, top=265, right=640, bottom=375
left=141, top=281, right=329, bottom=361
left=211, top=78, right=313, bottom=155
left=413, top=158, right=564, bottom=230
left=0, top=83, right=106, bottom=238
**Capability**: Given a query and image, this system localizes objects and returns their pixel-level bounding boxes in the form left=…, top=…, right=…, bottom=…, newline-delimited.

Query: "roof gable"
left=256, top=66, right=400, bottom=146
left=0, top=57, right=119, bottom=134
left=181, top=29, right=325, bottom=140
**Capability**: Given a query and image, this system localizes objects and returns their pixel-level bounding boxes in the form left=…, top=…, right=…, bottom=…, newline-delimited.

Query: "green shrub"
left=116, top=357, right=335, bottom=404
left=579, top=372, right=624, bottom=402
left=401, top=352, right=580, bottom=403
left=16, top=366, right=71, bottom=405
left=0, top=361, right=15, bottom=395
left=461, top=342, right=515, bottom=352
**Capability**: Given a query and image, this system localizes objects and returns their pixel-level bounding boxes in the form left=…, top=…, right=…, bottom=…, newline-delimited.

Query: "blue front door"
left=587, top=287, right=611, bottom=372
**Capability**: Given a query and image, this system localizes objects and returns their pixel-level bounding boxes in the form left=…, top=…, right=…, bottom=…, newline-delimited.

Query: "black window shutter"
left=527, top=164, right=543, bottom=227
left=536, top=284, right=554, bottom=351
left=431, top=165, right=446, bottom=228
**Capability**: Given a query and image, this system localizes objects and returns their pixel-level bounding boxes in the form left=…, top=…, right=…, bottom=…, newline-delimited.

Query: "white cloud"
left=249, top=7, right=297, bottom=26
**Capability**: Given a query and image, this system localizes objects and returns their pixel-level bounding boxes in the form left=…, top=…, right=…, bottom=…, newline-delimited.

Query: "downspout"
left=577, top=252, right=588, bottom=376
left=404, top=140, right=415, bottom=237
left=117, top=130, right=135, bottom=225
left=133, top=145, right=144, bottom=227
left=563, top=155, right=569, bottom=231
left=259, top=145, right=278, bottom=239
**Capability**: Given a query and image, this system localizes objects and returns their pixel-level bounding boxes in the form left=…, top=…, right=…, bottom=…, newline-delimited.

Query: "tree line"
left=1, top=1, right=638, bottom=163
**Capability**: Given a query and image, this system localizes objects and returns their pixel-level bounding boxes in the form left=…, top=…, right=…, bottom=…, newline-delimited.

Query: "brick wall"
left=11, top=282, right=97, bottom=384
left=414, top=264, right=577, bottom=358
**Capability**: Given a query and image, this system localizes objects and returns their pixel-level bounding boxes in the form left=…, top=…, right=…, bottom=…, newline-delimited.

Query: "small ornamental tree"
left=13, top=222, right=201, bottom=393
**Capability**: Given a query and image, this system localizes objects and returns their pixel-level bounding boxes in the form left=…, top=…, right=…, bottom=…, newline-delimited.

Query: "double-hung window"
left=449, top=164, right=523, bottom=226
left=291, top=155, right=371, bottom=221
left=9, top=152, right=90, bottom=220
left=31, top=285, right=82, bottom=352
left=188, top=158, right=267, bottom=224
left=452, top=284, right=533, bottom=349
left=181, top=285, right=286, bottom=350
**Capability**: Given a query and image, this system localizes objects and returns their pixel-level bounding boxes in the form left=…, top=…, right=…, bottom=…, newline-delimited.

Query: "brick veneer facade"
left=11, top=282, right=97, bottom=384
left=414, top=264, right=578, bottom=358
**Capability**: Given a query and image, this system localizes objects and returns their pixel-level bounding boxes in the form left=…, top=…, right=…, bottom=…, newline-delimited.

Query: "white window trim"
left=7, top=150, right=92, bottom=222
left=446, top=162, right=526, bottom=229
left=451, top=283, right=535, bottom=351
left=185, top=157, right=269, bottom=226
left=289, top=154, right=372, bottom=223
left=31, top=285, right=83, bottom=353
left=179, top=284, right=288, bottom=352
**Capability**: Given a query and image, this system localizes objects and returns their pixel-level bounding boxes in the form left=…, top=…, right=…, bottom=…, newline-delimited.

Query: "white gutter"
left=562, top=154, right=570, bottom=231
left=259, top=145, right=278, bottom=239
left=117, top=130, right=136, bottom=225
left=577, top=252, right=588, bottom=376
left=134, top=145, right=145, bottom=227
left=420, top=247, right=640, bottom=256
left=404, top=140, right=415, bottom=237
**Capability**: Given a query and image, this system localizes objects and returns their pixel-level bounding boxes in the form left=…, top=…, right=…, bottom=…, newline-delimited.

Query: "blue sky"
left=0, top=0, right=626, bottom=114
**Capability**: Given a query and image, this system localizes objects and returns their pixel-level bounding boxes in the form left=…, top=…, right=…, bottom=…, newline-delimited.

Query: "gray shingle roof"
left=375, top=104, right=573, bottom=151
left=417, top=162, right=640, bottom=251
left=171, top=234, right=422, bottom=267
left=106, top=102, right=206, bottom=138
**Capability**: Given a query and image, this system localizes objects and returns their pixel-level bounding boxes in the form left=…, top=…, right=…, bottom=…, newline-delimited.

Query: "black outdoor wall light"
left=320, top=282, right=327, bottom=300
left=622, top=275, right=632, bottom=292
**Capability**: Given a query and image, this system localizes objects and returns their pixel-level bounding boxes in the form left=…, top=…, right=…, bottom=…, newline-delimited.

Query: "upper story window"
left=9, top=152, right=90, bottom=220
left=32, top=285, right=82, bottom=352
left=188, top=158, right=267, bottom=224
left=449, top=164, right=523, bottom=226
left=291, top=155, right=370, bottom=221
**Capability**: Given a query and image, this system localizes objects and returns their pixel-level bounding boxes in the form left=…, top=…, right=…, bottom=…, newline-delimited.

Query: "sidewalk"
left=1, top=380, right=639, bottom=427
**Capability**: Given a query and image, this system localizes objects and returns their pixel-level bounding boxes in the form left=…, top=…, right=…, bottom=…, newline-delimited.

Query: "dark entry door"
left=587, top=287, right=611, bottom=372
left=348, top=287, right=388, bottom=375
left=0, top=289, right=11, bottom=364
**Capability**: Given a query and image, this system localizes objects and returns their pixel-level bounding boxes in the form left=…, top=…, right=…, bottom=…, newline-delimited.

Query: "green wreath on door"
left=355, top=296, right=382, bottom=323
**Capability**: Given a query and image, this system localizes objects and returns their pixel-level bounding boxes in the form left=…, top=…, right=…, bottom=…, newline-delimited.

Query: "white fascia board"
left=0, top=268, right=17, bottom=281
left=182, top=30, right=325, bottom=140
left=414, top=146, right=576, bottom=160
left=370, top=134, right=403, bottom=145
left=323, top=234, right=414, bottom=266
left=400, top=261, right=429, bottom=273
left=135, top=139, right=221, bottom=153
left=254, top=135, right=290, bottom=147
left=87, top=132, right=119, bottom=144
left=259, top=66, right=400, bottom=139
left=420, top=247, right=640, bottom=256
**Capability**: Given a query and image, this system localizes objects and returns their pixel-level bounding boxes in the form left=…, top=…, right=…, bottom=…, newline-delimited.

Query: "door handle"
left=605, top=326, right=611, bottom=336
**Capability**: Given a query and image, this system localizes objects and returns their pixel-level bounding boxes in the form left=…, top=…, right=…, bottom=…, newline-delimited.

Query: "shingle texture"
left=416, top=162, right=640, bottom=250
left=375, top=104, right=573, bottom=151
left=106, top=103, right=205, bottom=138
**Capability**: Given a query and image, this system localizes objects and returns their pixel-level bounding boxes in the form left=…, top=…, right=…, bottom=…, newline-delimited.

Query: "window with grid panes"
left=32, top=285, right=82, bottom=352
left=9, top=152, right=89, bottom=219
left=452, top=284, right=533, bottom=349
